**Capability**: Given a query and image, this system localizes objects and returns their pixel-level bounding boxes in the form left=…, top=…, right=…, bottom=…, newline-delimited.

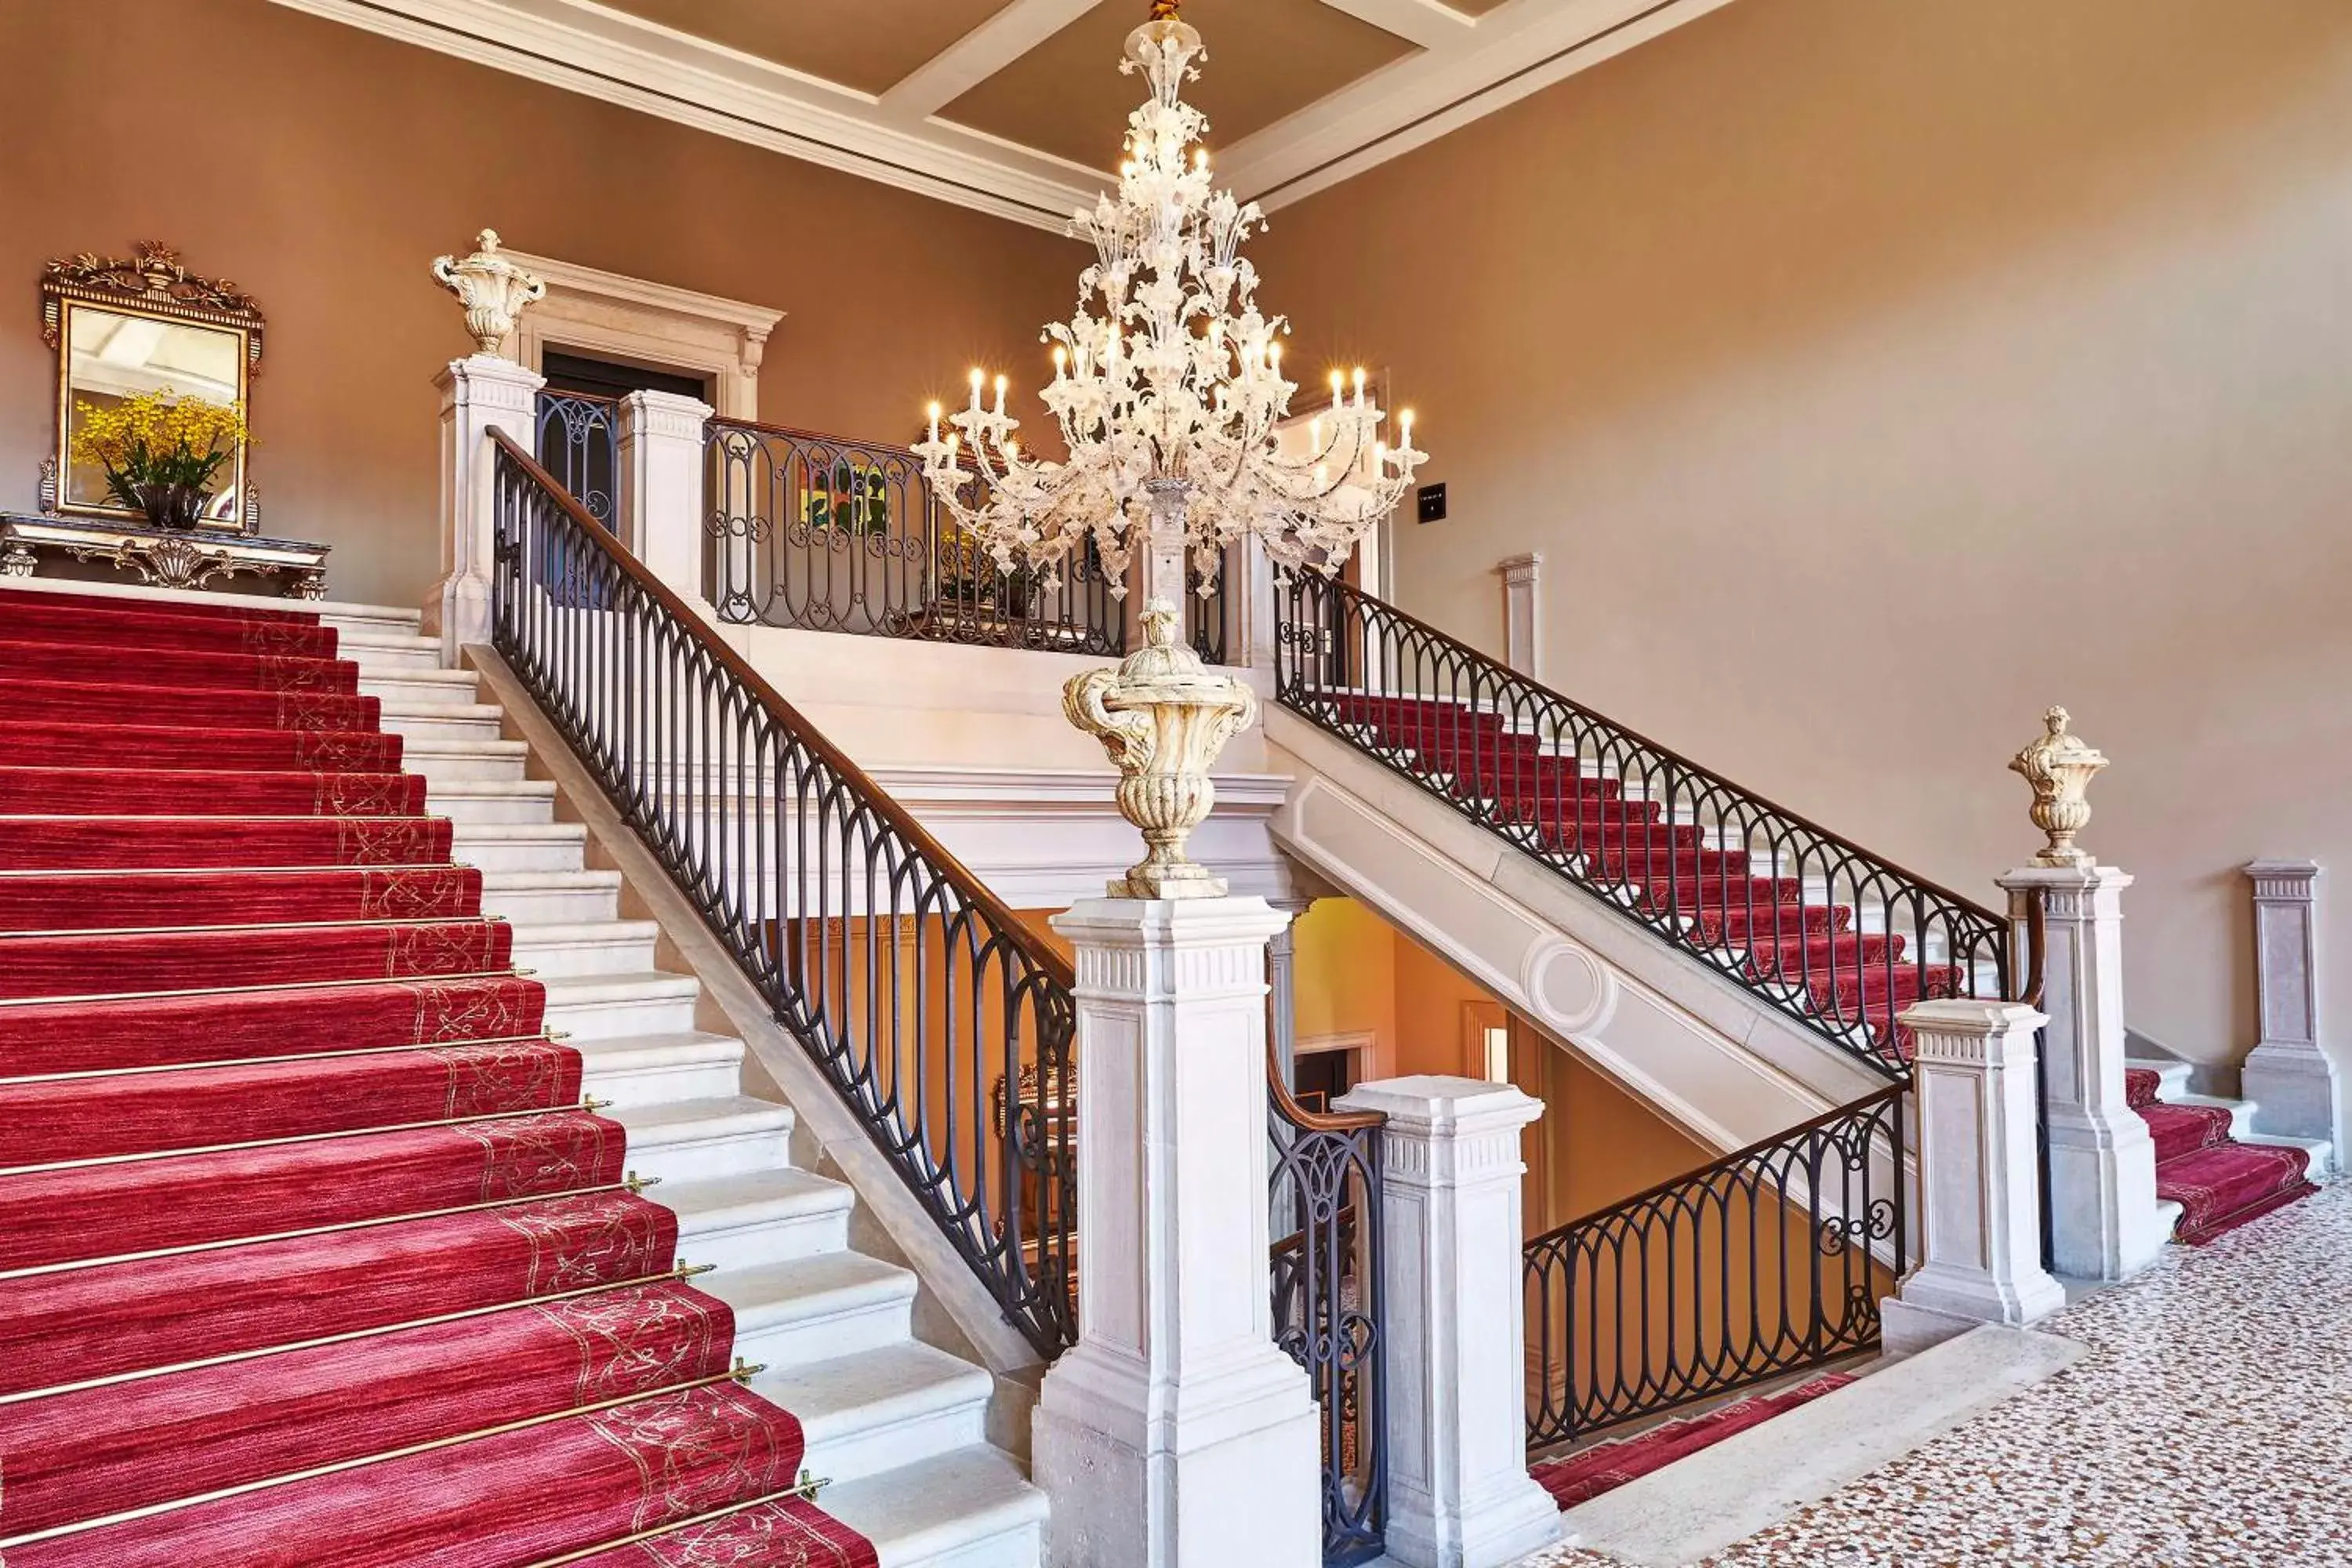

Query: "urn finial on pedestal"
left=430, top=229, right=547, bottom=357
left=2010, top=706, right=2108, bottom=867
left=1065, top=599, right=1259, bottom=899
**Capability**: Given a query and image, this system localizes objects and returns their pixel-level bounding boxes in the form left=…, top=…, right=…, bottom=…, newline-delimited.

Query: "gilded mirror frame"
left=40, top=242, right=265, bottom=533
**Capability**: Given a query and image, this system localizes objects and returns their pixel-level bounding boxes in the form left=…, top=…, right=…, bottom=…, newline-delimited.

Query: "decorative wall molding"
left=500, top=249, right=781, bottom=421
left=268, top=0, right=1740, bottom=232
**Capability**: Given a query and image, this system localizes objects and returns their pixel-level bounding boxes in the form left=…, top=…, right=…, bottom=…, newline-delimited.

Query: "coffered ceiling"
left=268, top=0, right=1736, bottom=229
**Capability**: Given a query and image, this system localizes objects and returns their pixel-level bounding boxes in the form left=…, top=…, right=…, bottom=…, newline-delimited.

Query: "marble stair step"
left=379, top=702, right=507, bottom=746
left=819, top=1446, right=1048, bottom=1568
left=574, top=1027, right=746, bottom=1105
left=449, top=822, right=591, bottom=873
left=509, top=918, right=660, bottom=978
left=756, top=1341, right=993, bottom=1486
left=422, top=779, right=558, bottom=826
left=705, top=1250, right=919, bottom=1372
left=333, top=630, right=445, bottom=673
left=540, top=971, right=703, bottom=1039
left=607, top=1094, right=794, bottom=1185
left=398, top=738, right=530, bottom=782
left=358, top=668, right=482, bottom=709
left=666, top=1166, right=857, bottom=1273
left=478, top=868, right=622, bottom=924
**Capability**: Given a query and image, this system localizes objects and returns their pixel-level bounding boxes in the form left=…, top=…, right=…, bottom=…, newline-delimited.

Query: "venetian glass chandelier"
left=913, top=0, right=1425, bottom=596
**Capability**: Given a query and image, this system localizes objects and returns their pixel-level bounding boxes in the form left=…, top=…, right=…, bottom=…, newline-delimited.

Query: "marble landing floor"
left=1517, top=1179, right=2352, bottom=1568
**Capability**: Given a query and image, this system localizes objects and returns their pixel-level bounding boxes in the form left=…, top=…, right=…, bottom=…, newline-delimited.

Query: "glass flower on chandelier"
left=913, top=0, right=1425, bottom=597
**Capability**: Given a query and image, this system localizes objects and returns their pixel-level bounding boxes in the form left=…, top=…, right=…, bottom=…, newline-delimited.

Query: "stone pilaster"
left=2241, top=860, right=2342, bottom=1165
left=1496, top=553, right=1543, bottom=680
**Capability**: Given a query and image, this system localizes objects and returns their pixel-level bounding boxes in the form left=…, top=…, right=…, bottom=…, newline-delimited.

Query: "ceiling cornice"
left=268, top=0, right=1738, bottom=232
left=266, top=0, right=1105, bottom=233
left=1233, top=0, right=1740, bottom=212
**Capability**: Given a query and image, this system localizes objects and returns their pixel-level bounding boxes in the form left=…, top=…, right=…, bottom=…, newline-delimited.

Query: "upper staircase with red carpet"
left=0, top=578, right=1045, bottom=1566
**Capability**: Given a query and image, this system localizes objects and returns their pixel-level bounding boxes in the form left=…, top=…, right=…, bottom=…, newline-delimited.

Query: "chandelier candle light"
left=918, top=0, right=1426, bottom=892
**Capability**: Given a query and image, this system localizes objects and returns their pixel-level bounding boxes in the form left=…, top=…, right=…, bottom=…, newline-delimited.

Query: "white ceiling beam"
left=1314, top=0, right=1476, bottom=51
left=1227, top=0, right=1738, bottom=211
left=882, top=0, right=1106, bottom=120
left=263, top=0, right=1103, bottom=232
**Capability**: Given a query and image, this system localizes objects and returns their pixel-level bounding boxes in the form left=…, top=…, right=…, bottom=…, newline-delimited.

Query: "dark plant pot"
left=129, top=481, right=209, bottom=531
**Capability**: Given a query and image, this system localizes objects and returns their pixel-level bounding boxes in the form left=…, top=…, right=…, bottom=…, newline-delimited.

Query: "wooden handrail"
left=1268, top=1040, right=1384, bottom=1134
left=488, top=427, right=1076, bottom=991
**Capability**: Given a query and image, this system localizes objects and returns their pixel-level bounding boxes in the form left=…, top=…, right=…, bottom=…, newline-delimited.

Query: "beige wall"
left=1259, top=0, right=2352, bottom=1091
left=0, top=0, right=1077, bottom=609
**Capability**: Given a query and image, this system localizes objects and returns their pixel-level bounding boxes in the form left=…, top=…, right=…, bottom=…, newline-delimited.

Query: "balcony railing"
left=703, top=417, right=1124, bottom=655
left=1523, top=1082, right=1905, bottom=1448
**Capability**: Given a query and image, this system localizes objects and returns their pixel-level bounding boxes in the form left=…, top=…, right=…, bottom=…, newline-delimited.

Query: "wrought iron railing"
left=703, top=418, right=1124, bottom=655
left=535, top=391, right=621, bottom=532
left=1523, top=1081, right=1904, bottom=1448
left=1269, top=1055, right=1387, bottom=1566
left=488, top=431, right=1079, bottom=1358
left=1274, top=573, right=2010, bottom=1076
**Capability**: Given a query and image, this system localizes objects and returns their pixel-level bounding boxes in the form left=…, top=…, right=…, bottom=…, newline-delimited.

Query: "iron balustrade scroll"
left=535, top=391, right=621, bottom=531
left=1275, top=573, right=2011, bottom=1079
left=704, top=417, right=1124, bottom=655
left=1523, top=1081, right=1905, bottom=1449
left=487, top=431, right=1079, bottom=1359
left=1269, top=1058, right=1388, bottom=1566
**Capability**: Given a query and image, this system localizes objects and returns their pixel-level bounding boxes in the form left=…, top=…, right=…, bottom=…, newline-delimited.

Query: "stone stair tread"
left=663, top=1166, right=858, bottom=1236
left=608, top=1094, right=793, bottom=1146
left=425, top=780, right=559, bottom=798
left=819, top=1446, right=1047, bottom=1565
left=704, top=1250, right=919, bottom=1328
left=542, top=970, right=701, bottom=1003
left=511, top=917, right=661, bottom=942
left=753, top=1341, right=991, bottom=1443
left=571, top=1029, right=744, bottom=1070
left=480, top=867, right=623, bottom=888
left=381, top=701, right=506, bottom=722
left=401, top=737, right=529, bottom=757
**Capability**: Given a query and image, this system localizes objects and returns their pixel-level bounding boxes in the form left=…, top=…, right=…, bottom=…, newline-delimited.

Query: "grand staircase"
left=0, top=579, right=1043, bottom=1565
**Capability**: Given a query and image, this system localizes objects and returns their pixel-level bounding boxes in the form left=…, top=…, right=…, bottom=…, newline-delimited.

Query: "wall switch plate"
left=1417, top=483, right=1447, bottom=524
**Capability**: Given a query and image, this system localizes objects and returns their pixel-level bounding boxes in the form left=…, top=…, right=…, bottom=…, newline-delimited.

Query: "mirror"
left=42, top=243, right=263, bottom=532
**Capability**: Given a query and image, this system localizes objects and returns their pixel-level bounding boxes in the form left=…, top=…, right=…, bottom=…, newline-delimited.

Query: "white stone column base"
left=2242, top=1046, right=2343, bottom=1171
left=423, top=353, right=544, bottom=662
left=1036, top=1349, right=1322, bottom=1568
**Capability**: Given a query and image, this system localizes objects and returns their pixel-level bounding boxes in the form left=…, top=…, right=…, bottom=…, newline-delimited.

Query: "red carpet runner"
left=1530, top=1374, right=1853, bottom=1508
left=2126, top=1066, right=2316, bottom=1244
left=0, top=587, right=876, bottom=1566
left=1317, top=694, right=1960, bottom=1054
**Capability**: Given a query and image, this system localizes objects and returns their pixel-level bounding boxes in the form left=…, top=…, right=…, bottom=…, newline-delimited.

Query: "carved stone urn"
left=430, top=229, right=546, bottom=356
left=2009, top=706, right=2108, bottom=867
left=1065, top=599, right=1260, bottom=899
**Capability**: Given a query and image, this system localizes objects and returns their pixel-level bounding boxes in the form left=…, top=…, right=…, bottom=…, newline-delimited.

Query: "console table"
left=1, top=513, right=330, bottom=600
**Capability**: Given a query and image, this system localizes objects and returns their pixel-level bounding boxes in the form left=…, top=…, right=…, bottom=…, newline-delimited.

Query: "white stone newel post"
left=1333, top=1076, right=1564, bottom=1568
left=1998, top=866, right=2164, bottom=1282
left=1496, top=553, right=1543, bottom=680
left=1036, top=897, right=1323, bottom=1568
left=618, top=390, right=714, bottom=604
left=424, top=354, right=545, bottom=660
left=1893, top=1000, right=2066, bottom=1337
left=2241, top=860, right=2342, bottom=1160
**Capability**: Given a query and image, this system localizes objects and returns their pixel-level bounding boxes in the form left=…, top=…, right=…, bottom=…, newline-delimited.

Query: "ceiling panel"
left=592, top=0, right=1018, bottom=96
left=941, top=0, right=1419, bottom=170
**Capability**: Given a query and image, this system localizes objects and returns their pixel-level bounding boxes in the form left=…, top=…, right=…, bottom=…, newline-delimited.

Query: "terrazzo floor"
left=1516, top=1179, right=2352, bottom=1568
